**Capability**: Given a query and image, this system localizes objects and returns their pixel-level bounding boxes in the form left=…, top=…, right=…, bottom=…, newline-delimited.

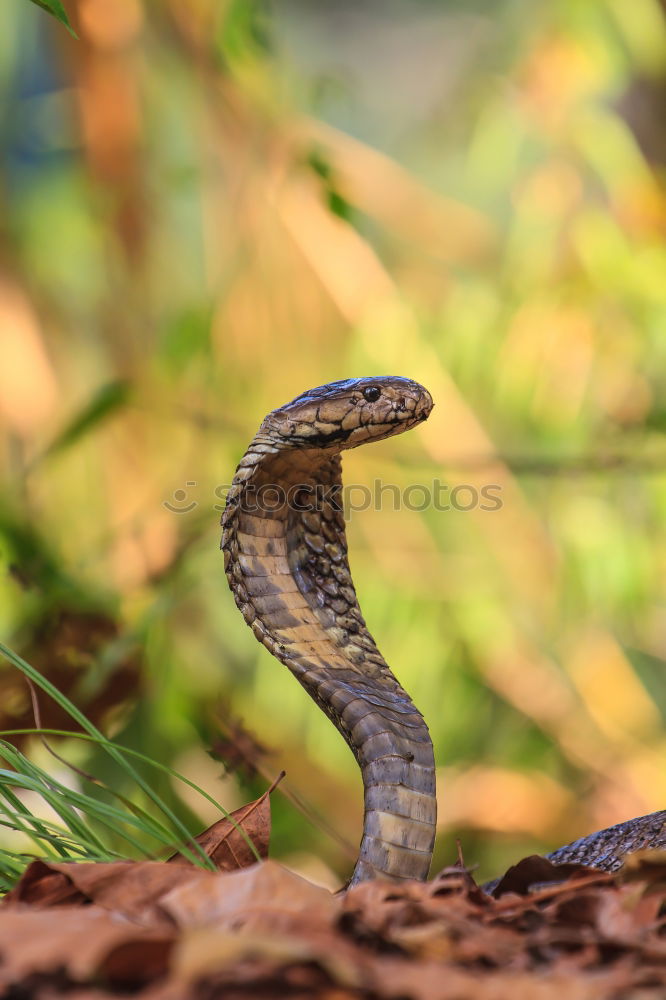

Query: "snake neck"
left=221, top=433, right=437, bottom=884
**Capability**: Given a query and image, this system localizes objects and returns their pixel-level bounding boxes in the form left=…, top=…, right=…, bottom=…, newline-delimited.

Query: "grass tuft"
left=0, top=641, right=263, bottom=889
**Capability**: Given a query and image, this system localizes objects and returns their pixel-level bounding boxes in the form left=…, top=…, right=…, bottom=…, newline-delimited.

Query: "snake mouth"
left=407, top=402, right=433, bottom=428
left=307, top=426, right=354, bottom=447
left=415, top=391, right=434, bottom=419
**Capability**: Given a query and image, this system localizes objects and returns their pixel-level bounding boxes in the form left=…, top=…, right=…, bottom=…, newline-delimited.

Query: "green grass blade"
left=0, top=806, right=66, bottom=860
left=0, top=818, right=125, bottom=860
left=0, top=727, right=263, bottom=863
left=0, top=732, right=204, bottom=851
left=0, top=749, right=179, bottom=857
left=0, top=768, right=114, bottom=856
left=0, top=745, right=110, bottom=852
left=27, top=0, right=77, bottom=38
left=0, top=781, right=71, bottom=858
left=0, top=642, right=212, bottom=867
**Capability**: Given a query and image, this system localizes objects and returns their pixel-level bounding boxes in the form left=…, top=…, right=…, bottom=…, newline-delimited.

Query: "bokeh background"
left=2, top=0, right=666, bottom=887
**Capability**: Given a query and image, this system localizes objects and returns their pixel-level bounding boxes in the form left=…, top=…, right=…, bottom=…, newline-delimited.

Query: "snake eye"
left=363, top=386, right=381, bottom=403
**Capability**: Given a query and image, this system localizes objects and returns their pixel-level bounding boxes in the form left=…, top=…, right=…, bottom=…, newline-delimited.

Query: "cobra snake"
left=221, top=376, right=666, bottom=885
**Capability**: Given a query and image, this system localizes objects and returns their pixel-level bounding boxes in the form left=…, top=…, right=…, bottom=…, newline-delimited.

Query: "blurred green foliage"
left=1, top=0, right=666, bottom=887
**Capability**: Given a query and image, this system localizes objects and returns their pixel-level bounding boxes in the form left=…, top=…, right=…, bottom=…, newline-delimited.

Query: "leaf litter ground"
left=2, top=784, right=666, bottom=999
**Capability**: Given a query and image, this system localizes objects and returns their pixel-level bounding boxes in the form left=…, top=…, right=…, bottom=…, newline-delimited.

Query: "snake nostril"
left=398, top=397, right=406, bottom=412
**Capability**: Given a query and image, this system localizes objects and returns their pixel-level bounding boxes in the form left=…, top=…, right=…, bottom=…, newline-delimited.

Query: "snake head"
left=262, top=376, right=433, bottom=450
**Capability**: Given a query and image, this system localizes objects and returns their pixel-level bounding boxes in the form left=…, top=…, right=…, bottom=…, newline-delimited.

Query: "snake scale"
left=221, top=376, right=666, bottom=885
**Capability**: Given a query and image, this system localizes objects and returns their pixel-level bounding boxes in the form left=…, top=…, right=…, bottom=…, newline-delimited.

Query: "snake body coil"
left=222, top=376, right=666, bottom=884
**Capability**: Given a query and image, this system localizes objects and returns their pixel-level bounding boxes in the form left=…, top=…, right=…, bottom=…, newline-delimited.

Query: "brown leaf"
left=173, top=926, right=363, bottom=994
left=3, top=848, right=666, bottom=997
left=368, top=959, right=635, bottom=1000
left=0, top=907, right=173, bottom=994
left=491, top=854, right=600, bottom=897
left=167, top=776, right=282, bottom=871
left=4, top=859, right=215, bottom=925
left=430, top=862, right=491, bottom=905
left=162, top=859, right=340, bottom=933
left=3, top=857, right=88, bottom=907
left=619, top=847, right=666, bottom=887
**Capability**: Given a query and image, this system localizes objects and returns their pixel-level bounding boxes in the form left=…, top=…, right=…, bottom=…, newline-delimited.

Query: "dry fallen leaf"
left=167, top=775, right=281, bottom=872
left=4, top=858, right=215, bottom=926
left=490, top=854, right=600, bottom=898
left=0, top=907, right=174, bottom=994
left=163, top=858, right=340, bottom=931
left=3, top=841, right=666, bottom=998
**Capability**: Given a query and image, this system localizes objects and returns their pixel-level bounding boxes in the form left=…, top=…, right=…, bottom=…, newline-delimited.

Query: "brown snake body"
left=221, top=376, right=666, bottom=885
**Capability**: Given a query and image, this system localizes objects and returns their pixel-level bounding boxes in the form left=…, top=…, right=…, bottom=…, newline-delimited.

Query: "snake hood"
left=259, top=376, right=434, bottom=451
